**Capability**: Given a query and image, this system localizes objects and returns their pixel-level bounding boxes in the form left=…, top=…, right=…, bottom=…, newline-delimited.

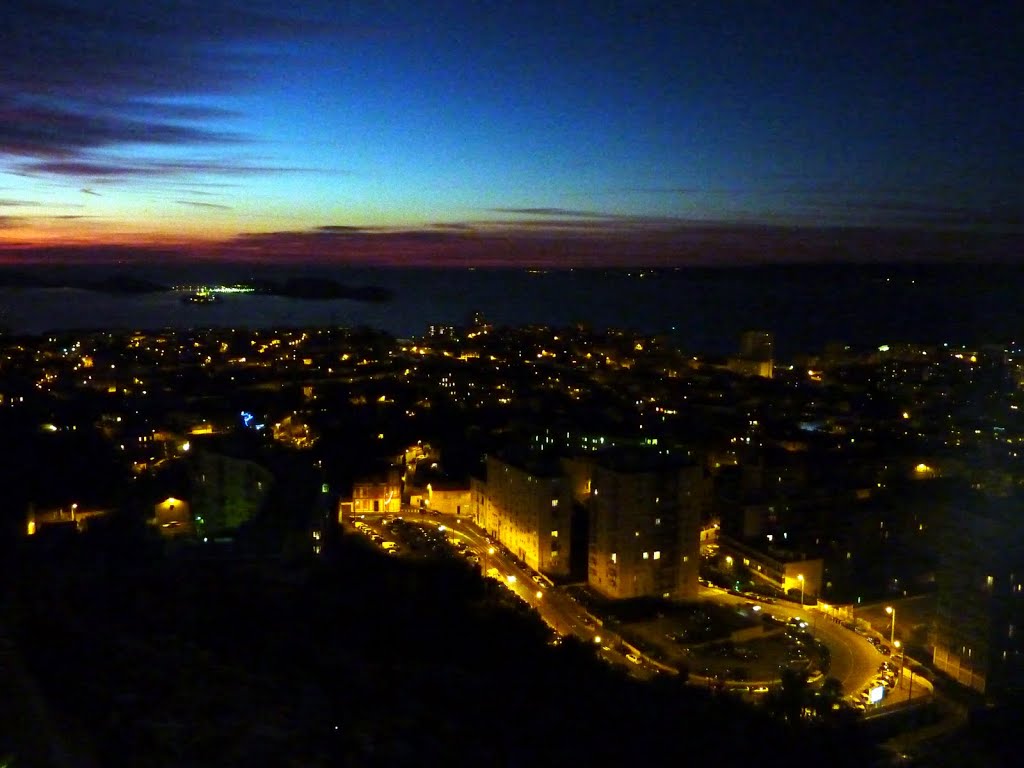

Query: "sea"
left=1, top=263, right=1022, bottom=358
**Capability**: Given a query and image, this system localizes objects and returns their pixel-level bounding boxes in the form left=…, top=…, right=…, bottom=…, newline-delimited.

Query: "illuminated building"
left=409, top=479, right=471, bottom=516
left=479, top=455, right=571, bottom=578
left=427, top=324, right=456, bottom=338
left=716, top=534, right=823, bottom=600
left=567, top=450, right=708, bottom=600
left=740, top=330, right=774, bottom=361
left=350, top=466, right=402, bottom=515
left=729, top=330, right=774, bottom=378
left=153, top=497, right=192, bottom=536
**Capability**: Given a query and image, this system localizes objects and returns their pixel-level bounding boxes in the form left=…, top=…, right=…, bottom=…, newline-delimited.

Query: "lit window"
left=987, top=575, right=994, bottom=588
left=683, top=555, right=688, bottom=562
left=551, top=498, right=559, bottom=508
left=643, top=552, right=649, bottom=560
left=551, top=530, right=558, bottom=538
left=653, top=551, right=661, bottom=560
left=611, top=553, right=617, bottom=564
left=655, top=517, right=661, bottom=525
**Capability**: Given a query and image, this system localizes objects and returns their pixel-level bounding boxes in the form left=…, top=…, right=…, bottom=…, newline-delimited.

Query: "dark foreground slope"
left=2, top=521, right=880, bottom=768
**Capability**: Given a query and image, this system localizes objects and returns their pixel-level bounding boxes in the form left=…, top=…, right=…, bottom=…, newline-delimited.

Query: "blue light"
left=241, top=411, right=254, bottom=428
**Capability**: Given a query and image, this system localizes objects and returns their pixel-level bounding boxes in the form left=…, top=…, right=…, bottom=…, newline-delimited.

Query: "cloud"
left=80, top=188, right=102, bottom=196
left=2, top=221, right=1021, bottom=268
left=430, top=222, right=477, bottom=231
left=16, top=158, right=316, bottom=182
left=220, top=220, right=1024, bottom=267
left=176, top=200, right=233, bottom=210
left=0, top=98, right=243, bottom=159
left=0, top=198, right=41, bottom=207
left=315, top=225, right=383, bottom=233
left=786, top=197, right=1024, bottom=232
left=488, top=207, right=625, bottom=219
left=1, top=1, right=347, bottom=181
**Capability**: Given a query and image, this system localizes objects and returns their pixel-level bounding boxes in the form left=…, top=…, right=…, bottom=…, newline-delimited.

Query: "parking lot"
left=623, top=608, right=829, bottom=687
left=349, top=515, right=466, bottom=560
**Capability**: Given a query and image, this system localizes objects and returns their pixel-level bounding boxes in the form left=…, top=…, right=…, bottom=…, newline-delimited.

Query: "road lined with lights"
left=344, top=512, right=897, bottom=694
left=414, top=515, right=661, bottom=679
left=345, top=512, right=659, bottom=679
left=700, top=587, right=882, bottom=697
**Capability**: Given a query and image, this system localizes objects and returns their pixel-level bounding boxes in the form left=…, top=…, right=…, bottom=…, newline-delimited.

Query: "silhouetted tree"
left=767, top=668, right=810, bottom=724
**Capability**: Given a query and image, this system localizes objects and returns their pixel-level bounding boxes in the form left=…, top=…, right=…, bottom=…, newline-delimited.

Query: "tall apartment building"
left=932, top=492, right=1024, bottom=698
left=191, top=449, right=273, bottom=537
left=566, top=451, right=708, bottom=600
left=479, top=454, right=572, bottom=578
left=730, top=330, right=774, bottom=378
left=740, top=330, right=774, bottom=362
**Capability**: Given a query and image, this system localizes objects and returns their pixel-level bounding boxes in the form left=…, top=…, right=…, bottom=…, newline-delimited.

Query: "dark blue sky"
left=1, top=0, right=1021, bottom=265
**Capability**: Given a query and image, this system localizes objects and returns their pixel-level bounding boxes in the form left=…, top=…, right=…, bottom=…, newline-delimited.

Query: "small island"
left=0, top=270, right=393, bottom=304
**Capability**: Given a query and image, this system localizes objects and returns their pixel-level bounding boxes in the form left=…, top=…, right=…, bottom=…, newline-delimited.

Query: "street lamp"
left=798, top=574, right=804, bottom=605
left=894, top=640, right=907, bottom=698
left=885, top=606, right=896, bottom=646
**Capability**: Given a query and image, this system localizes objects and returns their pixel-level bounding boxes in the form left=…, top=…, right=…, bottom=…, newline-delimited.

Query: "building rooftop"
left=587, top=445, right=699, bottom=474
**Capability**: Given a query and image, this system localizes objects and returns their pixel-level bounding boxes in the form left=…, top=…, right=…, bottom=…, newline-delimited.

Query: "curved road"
left=347, top=513, right=881, bottom=690
left=702, top=586, right=888, bottom=697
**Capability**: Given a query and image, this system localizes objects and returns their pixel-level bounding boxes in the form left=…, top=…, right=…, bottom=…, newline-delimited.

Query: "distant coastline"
left=0, top=263, right=1020, bottom=357
left=0, top=271, right=393, bottom=303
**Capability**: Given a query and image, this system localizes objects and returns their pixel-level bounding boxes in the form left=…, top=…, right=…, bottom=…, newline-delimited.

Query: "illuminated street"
left=344, top=512, right=664, bottom=680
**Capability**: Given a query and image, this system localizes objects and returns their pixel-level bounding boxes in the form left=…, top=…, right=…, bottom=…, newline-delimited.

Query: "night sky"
left=1, top=0, right=1021, bottom=266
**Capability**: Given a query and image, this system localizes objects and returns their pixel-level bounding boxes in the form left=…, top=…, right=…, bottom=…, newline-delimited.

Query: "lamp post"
left=798, top=574, right=804, bottom=606
left=894, top=640, right=907, bottom=699
left=885, top=605, right=896, bottom=647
